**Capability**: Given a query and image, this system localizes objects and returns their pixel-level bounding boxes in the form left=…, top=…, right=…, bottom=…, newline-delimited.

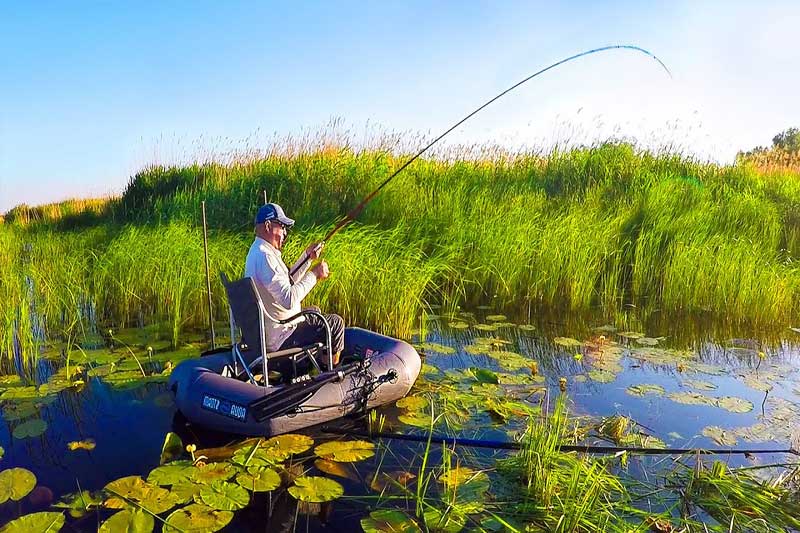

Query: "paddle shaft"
left=288, top=45, right=670, bottom=278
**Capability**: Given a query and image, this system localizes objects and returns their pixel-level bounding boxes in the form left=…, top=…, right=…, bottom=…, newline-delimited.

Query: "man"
left=244, top=203, right=344, bottom=369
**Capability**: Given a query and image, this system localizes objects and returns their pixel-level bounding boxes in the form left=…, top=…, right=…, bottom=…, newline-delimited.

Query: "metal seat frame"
left=220, top=273, right=334, bottom=389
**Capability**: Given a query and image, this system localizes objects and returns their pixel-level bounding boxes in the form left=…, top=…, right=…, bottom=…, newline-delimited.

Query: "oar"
left=321, top=426, right=800, bottom=456
left=289, top=44, right=671, bottom=277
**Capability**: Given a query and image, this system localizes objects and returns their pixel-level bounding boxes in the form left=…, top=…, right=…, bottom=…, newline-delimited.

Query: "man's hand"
left=305, top=242, right=324, bottom=260
left=311, top=260, right=330, bottom=280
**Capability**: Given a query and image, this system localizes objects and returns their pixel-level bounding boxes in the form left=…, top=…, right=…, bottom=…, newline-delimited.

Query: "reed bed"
left=2, top=137, right=800, bottom=367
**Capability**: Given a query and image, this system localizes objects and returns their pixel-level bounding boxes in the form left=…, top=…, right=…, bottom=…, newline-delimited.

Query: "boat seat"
left=220, top=273, right=334, bottom=387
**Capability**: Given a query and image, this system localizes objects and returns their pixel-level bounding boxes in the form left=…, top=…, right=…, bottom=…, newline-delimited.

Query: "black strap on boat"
left=321, top=427, right=800, bottom=456
left=248, top=361, right=366, bottom=422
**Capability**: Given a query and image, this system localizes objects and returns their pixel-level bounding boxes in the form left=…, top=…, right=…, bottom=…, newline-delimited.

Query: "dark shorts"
left=279, top=309, right=344, bottom=368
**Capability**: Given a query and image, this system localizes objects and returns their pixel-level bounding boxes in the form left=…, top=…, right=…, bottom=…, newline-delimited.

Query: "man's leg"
left=280, top=313, right=345, bottom=369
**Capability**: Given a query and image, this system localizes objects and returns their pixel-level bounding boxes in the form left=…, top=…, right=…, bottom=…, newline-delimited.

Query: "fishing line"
left=289, top=44, right=671, bottom=276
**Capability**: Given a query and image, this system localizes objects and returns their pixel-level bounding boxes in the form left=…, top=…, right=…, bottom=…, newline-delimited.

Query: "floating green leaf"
left=635, top=337, right=663, bottom=346
left=99, top=509, right=154, bottom=533
left=361, top=509, right=422, bottom=533
left=625, top=384, right=665, bottom=397
left=198, top=480, right=250, bottom=510
left=667, top=391, right=715, bottom=406
left=235, top=467, right=280, bottom=492
left=0, top=512, right=64, bottom=533
left=588, top=370, right=617, bottom=383
left=190, top=463, right=236, bottom=484
left=2, top=402, right=39, bottom=422
left=104, top=475, right=179, bottom=514
left=67, top=439, right=96, bottom=451
left=0, top=446, right=3, bottom=460
left=485, top=314, right=507, bottom=322
left=617, top=331, right=644, bottom=339
left=682, top=379, right=717, bottom=391
left=288, top=476, right=344, bottom=503
left=469, top=367, right=499, bottom=384
left=263, top=433, right=314, bottom=458
left=314, top=440, right=375, bottom=462
left=52, top=490, right=104, bottom=518
left=170, top=481, right=203, bottom=504
left=0, top=386, right=40, bottom=402
left=553, top=337, right=582, bottom=347
left=163, top=503, right=233, bottom=533
left=716, top=396, right=753, bottom=413
left=147, top=462, right=196, bottom=486
left=448, top=321, right=470, bottom=329
left=398, top=412, right=432, bottom=428
left=740, top=375, right=773, bottom=392
left=415, top=342, right=456, bottom=355
left=396, top=395, right=428, bottom=411
left=0, top=468, right=37, bottom=503
left=702, top=426, right=737, bottom=447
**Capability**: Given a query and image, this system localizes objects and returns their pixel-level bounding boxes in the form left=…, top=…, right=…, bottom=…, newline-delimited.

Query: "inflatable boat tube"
left=168, top=327, right=421, bottom=436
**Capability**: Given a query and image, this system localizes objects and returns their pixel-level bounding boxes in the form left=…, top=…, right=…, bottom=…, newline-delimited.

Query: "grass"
left=2, top=134, right=800, bottom=367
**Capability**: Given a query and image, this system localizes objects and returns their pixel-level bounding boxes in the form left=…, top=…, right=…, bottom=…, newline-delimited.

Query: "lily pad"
left=314, top=440, right=375, bottom=462
left=314, top=459, right=358, bottom=481
left=2, top=402, right=39, bottom=422
left=170, top=481, right=203, bottom=504
left=234, top=467, right=281, bottom=492
left=740, top=375, right=773, bottom=392
left=625, top=384, right=665, bottom=396
left=588, top=370, right=617, bottom=383
left=361, top=509, right=422, bottom=533
left=473, top=323, right=499, bottom=332
left=469, top=367, right=499, bottom=384
left=415, top=342, right=456, bottom=355
left=0, top=512, right=64, bottom=533
left=553, top=337, right=582, bottom=347
left=190, top=463, right=236, bottom=484
left=159, top=432, right=183, bottom=465
left=103, top=476, right=179, bottom=514
left=0, top=446, right=3, bottom=460
left=716, top=396, right=753, bottom=413
left=448, top=321, right=470, bottom=329
left=396, top=395, right=428, bottom=411
left=52, top=490, right=104, bottom=518
left=67, top=439, right=96, bottom=451
left=198, top=480, right=250, bottom=510
left=0, top=386, right=41, bottom=402
left=147, top=462, right=196, bottom=486
left=702, top=426, right=737, bottom=447
left=635, top=337, right=663, bottom=346
left=682, top=379, right=717, bottom=391
left=163, top=503, right=233, bottom=533
left=485, top=314, right=507, bottom=322
left=667, top=391, right=715, bottom=406
left=617, top=331, right=644, bottom=339
left=288, top=476, right=344, bottom=503
left=99, top=509, right=153, bottom=533
left=398, top=412, right=433, bottom=428
left=263, top=433, right=314, bottom=458
left=0, top=468, right=37, bottom=503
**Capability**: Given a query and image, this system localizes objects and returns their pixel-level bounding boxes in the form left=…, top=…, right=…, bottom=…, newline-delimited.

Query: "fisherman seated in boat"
left=245, top=203, right=344, bottom=370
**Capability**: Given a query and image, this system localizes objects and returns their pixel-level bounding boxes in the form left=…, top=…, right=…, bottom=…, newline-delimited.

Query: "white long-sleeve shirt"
left=244, top=237, right=317, bottom=351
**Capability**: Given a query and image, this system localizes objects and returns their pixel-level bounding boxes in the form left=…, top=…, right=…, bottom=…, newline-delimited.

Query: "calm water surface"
left=1, top=307, right=798, bottom=530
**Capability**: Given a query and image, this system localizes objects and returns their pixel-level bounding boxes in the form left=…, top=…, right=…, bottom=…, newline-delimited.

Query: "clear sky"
left=2, top=1, right=798, bottom=213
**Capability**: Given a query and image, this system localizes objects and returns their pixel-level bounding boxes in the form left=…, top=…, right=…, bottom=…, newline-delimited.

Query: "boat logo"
left=201, top=394, right=247, bottom=421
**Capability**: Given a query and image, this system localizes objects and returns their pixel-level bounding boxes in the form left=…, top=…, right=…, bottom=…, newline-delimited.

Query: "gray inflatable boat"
left=168, top=275, right=421, bottom=436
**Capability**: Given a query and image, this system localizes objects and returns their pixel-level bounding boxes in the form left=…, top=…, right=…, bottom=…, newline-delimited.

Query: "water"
left=1, top=308, right=799, bottom=530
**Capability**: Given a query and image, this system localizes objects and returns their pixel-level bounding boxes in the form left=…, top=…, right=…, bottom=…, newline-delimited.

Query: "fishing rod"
left=321, top=427, right=800, bottom=457
left=290, top=44, right=671, bottom=277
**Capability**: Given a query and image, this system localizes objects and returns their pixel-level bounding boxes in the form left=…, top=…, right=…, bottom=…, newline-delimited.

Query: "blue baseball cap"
left=254, top=203, right=295, bottom=227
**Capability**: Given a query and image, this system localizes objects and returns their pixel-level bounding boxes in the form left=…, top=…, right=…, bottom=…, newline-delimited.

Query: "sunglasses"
left=269, top=220, right=290, bottom=232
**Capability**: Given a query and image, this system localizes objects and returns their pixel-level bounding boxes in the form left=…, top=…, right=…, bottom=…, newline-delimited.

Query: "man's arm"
left=263, top=254, right=317, bottom=310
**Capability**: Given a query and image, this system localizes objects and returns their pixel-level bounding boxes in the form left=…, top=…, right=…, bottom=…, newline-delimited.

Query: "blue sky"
left=2, top=1, right=798, bottom=212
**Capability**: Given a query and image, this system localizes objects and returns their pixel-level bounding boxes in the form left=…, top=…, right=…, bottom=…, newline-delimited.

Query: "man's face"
left=265, top=220, right=289, bottom=249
